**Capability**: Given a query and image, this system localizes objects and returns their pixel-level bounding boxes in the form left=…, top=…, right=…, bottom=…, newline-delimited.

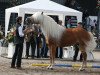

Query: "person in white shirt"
left=11, top=16, right=24, bottom=69
left=91, top=20, right=96, bottom=33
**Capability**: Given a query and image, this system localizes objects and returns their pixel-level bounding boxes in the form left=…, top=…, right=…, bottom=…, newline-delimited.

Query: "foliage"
left=6, top=27, right=16, bottom=43
left=97, top=0, right=100, bottom=9
left=6, top=32, right=14, bottom=43
left=9, top=0, right=20, bottom=6
left=96, top=6, right=100, bottom=9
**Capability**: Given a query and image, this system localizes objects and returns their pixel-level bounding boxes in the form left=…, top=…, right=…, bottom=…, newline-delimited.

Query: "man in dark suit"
left=11, top=16, right=24, bottom=69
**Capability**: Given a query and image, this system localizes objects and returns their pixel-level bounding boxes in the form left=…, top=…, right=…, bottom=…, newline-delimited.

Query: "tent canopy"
left=5, top=0, right=82, bottom=36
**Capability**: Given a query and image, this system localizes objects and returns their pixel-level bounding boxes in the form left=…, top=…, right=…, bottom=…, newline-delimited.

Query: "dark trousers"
left=59, top=47, right=63, bottom=58
left=26, top=41, right=36, bottom=58
left=36, top=37, right=41, bottom=58
left=11, top=43, right=23, bottom=67
left=56, top=47, right=58, bottom=58
left=44, top=46, right=49, bottom=57
left=40, top=36, right=48, bottom=58
left=56, top=47, right=63, bottom=58
left=73, top=45, right=83, bottom=61
left=41, top=44, right=48, bottom=58
left=73, top=49, right=79, bottom=61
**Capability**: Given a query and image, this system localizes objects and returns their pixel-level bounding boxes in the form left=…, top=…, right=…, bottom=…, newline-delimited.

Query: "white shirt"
left=18, top=25, right=24, bottom=37
left=90, top=21, right=95, bottom=27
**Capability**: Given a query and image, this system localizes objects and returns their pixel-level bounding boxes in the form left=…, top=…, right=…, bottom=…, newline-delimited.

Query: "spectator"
left=73, top=43, right=82, bottom=61
left=67, top=19, right=71, bottom=28
left=73, top=22, right=83, bottom=62
left=40, top=33, right=48, bottom=58
left=77, top=22, right=83, bottom=28
left=56, top=20, right=63, bottom=58
left=11, top=16, right=24, bottom=69
left=36, top=26, right=42, bottom=58
left=91, top=20, right=96, bottom=33
left=25, top=25, right=37, bottom=59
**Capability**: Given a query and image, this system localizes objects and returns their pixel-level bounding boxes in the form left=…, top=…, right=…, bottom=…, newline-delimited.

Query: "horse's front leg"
left=47, top=45, right=56, bottom=69
left=79, top=51, right=87, bottom=71
left=47, top=46, right=52, bottom=69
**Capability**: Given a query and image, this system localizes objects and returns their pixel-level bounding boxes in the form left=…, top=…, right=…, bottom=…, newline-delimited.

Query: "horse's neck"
left=40, top=16, right=65, bottom=40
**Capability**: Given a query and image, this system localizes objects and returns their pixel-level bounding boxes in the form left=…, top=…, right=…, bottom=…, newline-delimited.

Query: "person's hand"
left=24, top=28, right=30, bottom=34
left=24, top=28, right=29, bottom=32
left=30, top=29, right=33, bottom=32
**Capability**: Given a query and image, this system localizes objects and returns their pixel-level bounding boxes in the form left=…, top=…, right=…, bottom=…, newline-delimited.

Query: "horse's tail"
left=86, top=32, right=97, bottom=52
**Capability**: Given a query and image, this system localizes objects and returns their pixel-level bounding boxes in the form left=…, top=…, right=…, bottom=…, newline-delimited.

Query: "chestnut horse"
left=26, top=12, right=96, bottom=71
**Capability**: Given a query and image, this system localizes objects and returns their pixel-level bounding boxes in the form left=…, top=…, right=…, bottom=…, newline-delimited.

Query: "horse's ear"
left=41, top=12, right=43, bottom=15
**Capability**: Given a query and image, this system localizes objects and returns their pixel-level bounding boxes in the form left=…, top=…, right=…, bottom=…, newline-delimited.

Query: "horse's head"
left=25, top=12, right=44, bottom=26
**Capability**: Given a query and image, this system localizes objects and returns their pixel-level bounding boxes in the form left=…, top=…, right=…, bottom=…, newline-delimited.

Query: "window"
left=65, top=16, right=77, bottom=28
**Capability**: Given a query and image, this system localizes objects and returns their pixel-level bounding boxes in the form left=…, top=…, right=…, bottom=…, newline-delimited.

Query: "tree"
left=9, top=0, right=20, bottom=6
left=65, top=0, right=82, bottom=11
left=97, top=0, right=100, bottom=39
left=76, top=0, right=97, bottom=15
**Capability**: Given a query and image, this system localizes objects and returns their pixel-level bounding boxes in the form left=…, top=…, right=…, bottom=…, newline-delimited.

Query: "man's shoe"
left=16, top=67, right=23, bottom=70
left=31, top=57, right=34, bottom=59
left=73, top=59, right=77, bottom=62
left=25, top=56, right=28, bottom=59
left=11, top=65, right=16, bottom=68
left=37, top=56, right=40, bottom=58
left=80, top=60, right=83, bottom=62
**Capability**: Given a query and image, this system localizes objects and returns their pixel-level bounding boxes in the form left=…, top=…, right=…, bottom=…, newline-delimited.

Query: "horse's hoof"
left=47, top=66, right=50, bottom=69
left=49, top=67, right=53, bottom=70
left=47, top=65, right=51, bottom=69
left=47, top=65, right=54, bottom=70
left=79, top=68, right=85, bottom=71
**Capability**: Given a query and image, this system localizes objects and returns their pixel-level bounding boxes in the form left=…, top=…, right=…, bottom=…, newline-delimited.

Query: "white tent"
left=5, top=0, right=82, bottom=36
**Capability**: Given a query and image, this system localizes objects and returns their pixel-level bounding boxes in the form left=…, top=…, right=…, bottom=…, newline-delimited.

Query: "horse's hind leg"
left=79, top=50, right=87, bottom=71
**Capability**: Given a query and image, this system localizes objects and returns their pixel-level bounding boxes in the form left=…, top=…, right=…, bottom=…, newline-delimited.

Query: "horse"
left=26, top=12, right=97, bottom=71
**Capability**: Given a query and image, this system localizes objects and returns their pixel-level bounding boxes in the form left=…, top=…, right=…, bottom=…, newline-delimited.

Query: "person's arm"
left=18, top=26, right=24, bottom=37
left=24, top=28, right=34, bottom=35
